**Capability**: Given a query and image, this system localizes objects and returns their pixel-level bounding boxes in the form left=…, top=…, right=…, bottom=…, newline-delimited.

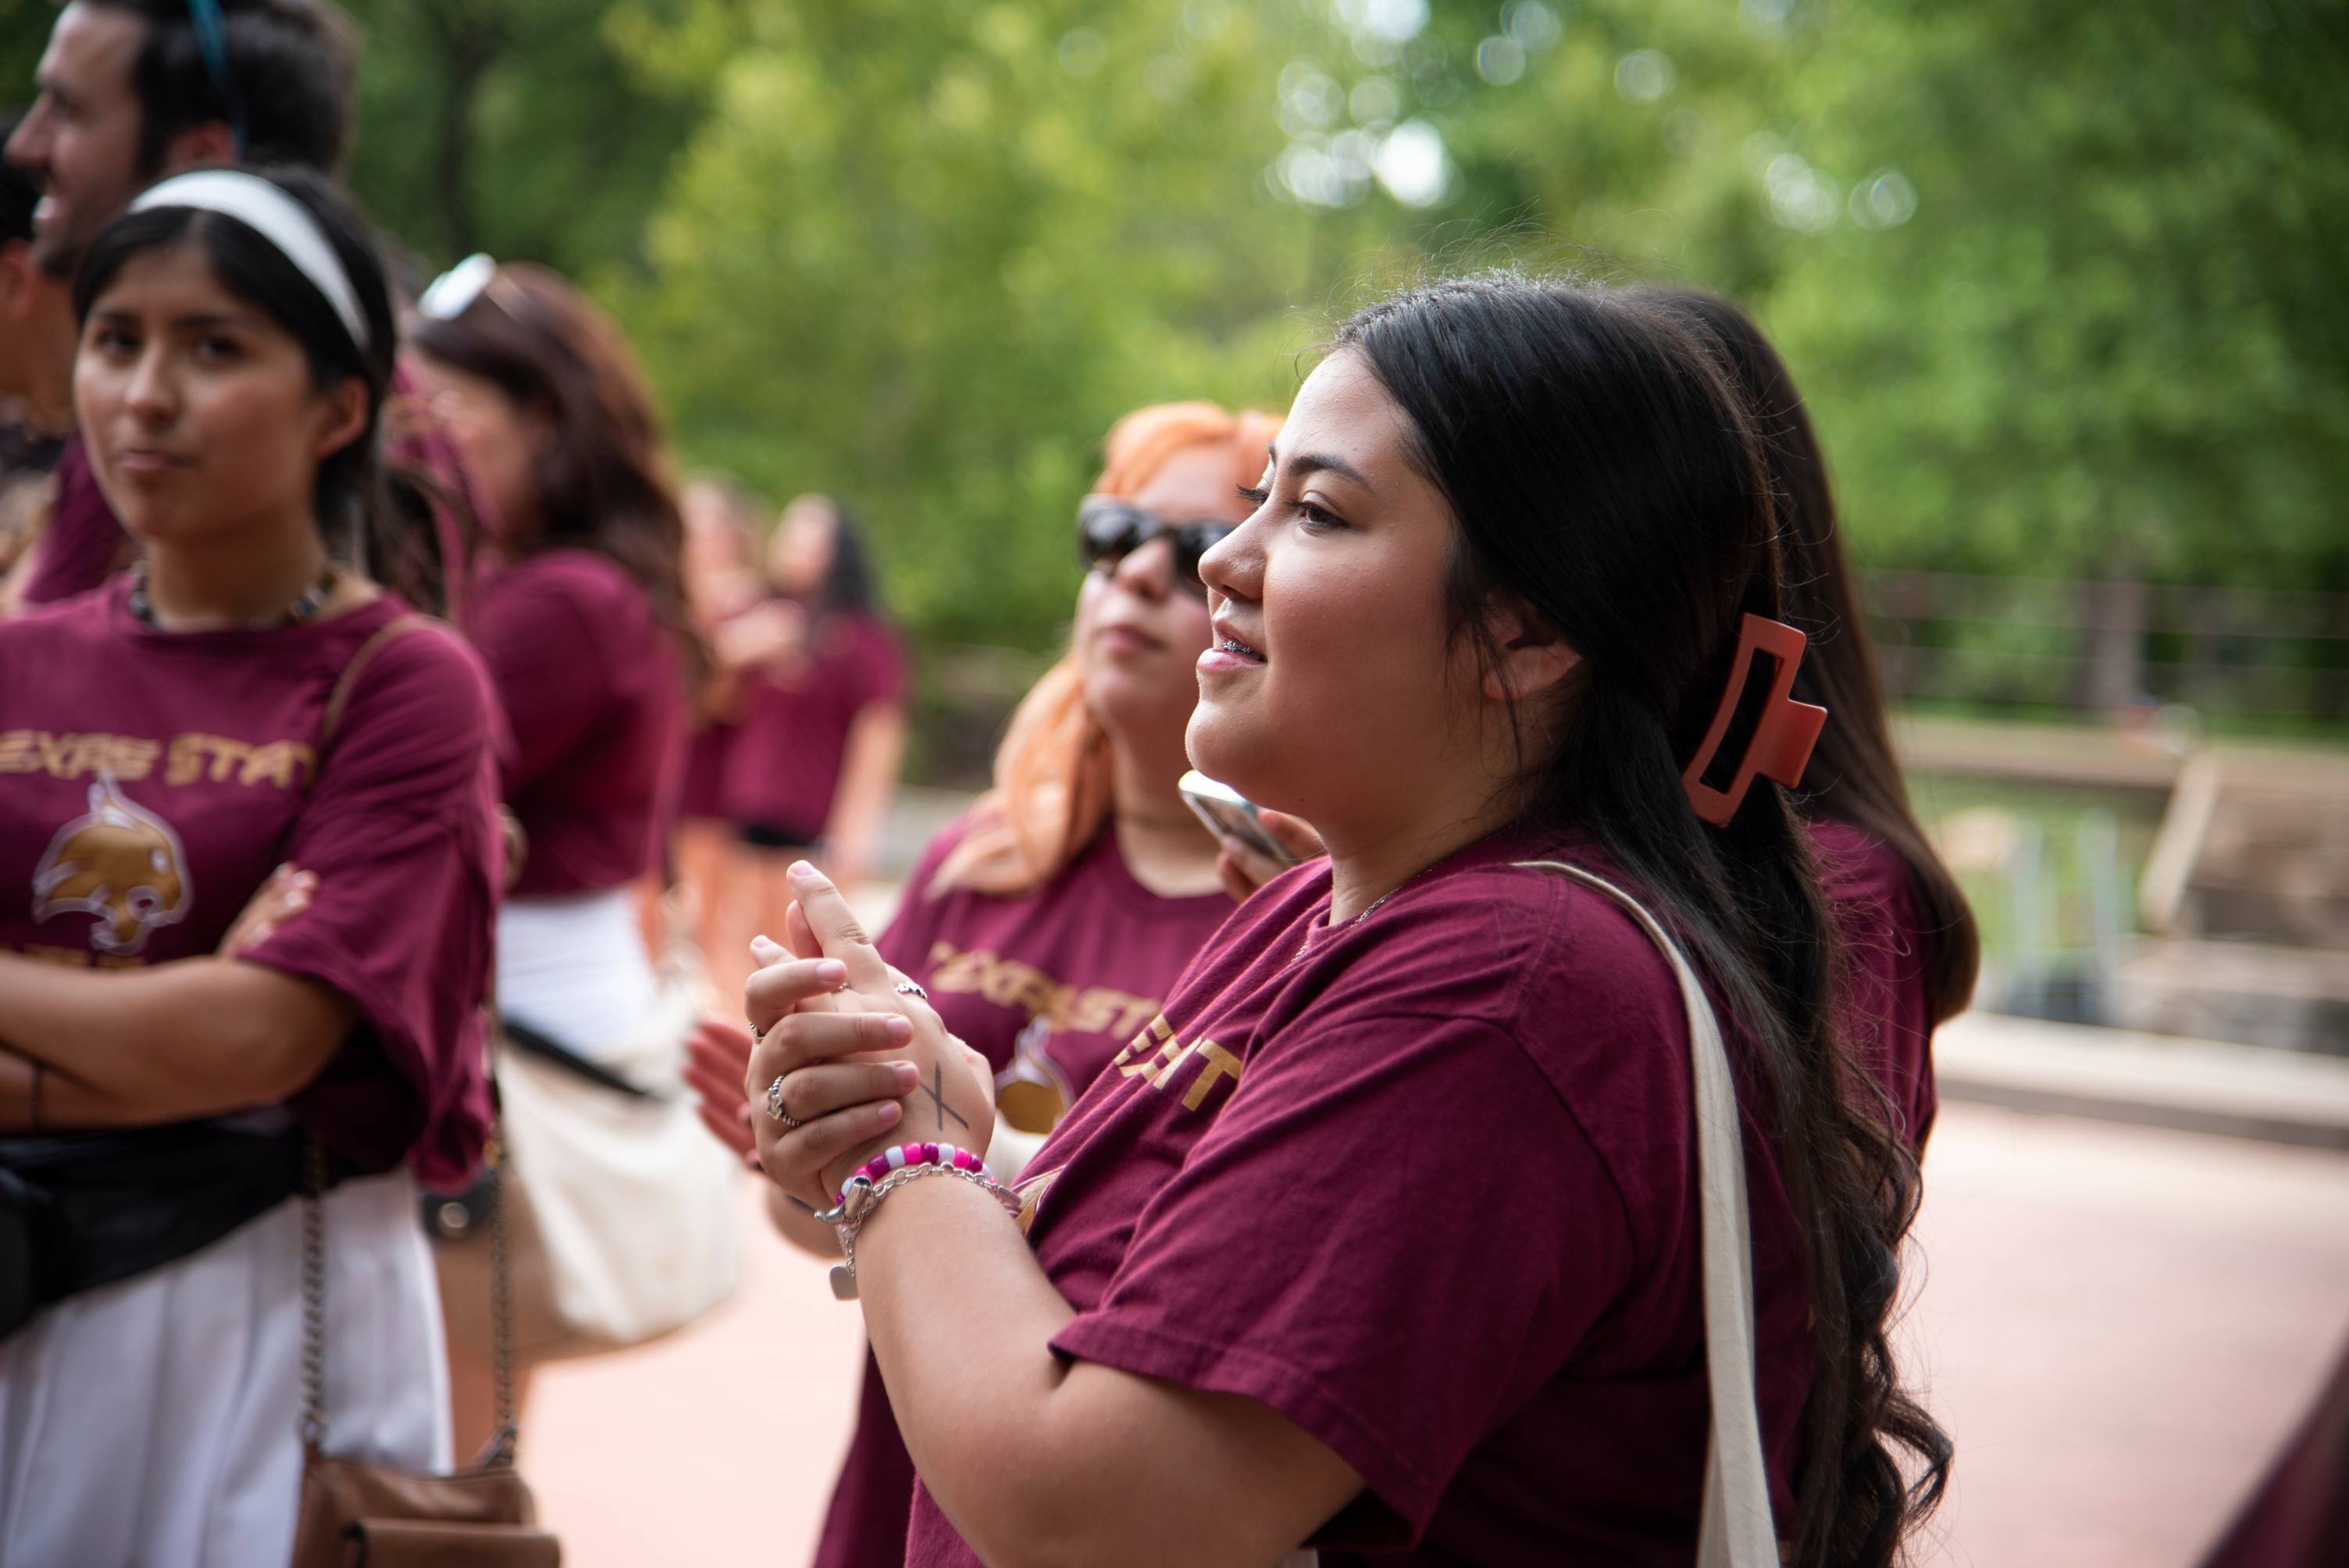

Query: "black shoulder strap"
left=498, top=1018, right=664, bottom=1101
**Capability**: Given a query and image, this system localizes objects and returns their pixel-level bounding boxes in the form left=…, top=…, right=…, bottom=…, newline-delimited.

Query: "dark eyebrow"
left=88, top=307, right=267, bottom=333
left=1285, top=450, right=1374, bottom=494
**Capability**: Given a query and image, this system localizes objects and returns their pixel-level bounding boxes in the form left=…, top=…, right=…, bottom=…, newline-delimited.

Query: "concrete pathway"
left=522, top=1099, right=2349, bottom=1566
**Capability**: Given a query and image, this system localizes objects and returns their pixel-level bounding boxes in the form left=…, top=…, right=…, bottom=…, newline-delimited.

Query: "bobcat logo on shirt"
left=31, top=773, right=193, bottom=956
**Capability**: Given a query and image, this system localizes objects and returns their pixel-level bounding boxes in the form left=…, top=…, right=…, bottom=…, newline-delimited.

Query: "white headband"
left=128, top=170, right=369, bottom=352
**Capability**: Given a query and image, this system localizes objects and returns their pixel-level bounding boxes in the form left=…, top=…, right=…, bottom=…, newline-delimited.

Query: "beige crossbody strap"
left=315, top=613, right=436, bottom=761
left=1517, top=861, right=1779, bottom=1568
left=1280, top=862, right=1778, bottom=1568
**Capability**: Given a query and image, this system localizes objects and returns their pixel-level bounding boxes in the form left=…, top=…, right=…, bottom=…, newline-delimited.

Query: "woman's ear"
left=309, top=376, right=371, bottom=463
left=1478, top=591, right=1581, bottom=703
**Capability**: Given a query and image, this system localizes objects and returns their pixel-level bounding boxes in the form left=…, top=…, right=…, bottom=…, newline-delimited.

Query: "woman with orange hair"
left=686, top=400, right=1286, bottom=1568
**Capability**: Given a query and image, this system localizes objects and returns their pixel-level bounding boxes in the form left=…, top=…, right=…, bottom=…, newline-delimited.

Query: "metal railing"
left=1862, top=570, right=2349, bottom=722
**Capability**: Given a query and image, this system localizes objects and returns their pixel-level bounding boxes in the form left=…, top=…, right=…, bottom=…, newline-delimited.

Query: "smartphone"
left=1179, top=770, right=1305, bottom=868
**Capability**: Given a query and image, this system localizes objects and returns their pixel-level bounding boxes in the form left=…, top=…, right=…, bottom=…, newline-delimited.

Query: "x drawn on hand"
left=920, top=1060, right=970, bottom=1134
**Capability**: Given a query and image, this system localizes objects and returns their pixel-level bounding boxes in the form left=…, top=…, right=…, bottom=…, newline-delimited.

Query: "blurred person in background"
left=406, top=255, right=711, bottom=1453
left=0, top=167, right=497, bottom=1565
left=1642, top=287, right=1980, bottom=1153
left=687, top=401, right=1277, bottom=1568
left=675, top=472, right=769, bottom=978
left=719, top=491, right=907, bottom=910
left=4, top=0, right=358, bottom=611
left=0, top=116, right=76, bottom=608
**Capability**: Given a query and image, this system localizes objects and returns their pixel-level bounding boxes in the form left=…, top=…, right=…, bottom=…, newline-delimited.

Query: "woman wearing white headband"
left=0, top=167, right=500, bottom=1565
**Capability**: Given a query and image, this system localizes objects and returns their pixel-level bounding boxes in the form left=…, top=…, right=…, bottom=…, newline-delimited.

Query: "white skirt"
left=0, top=1169, right=450, bottom=1568
left=498, top=889, right=661, bottom=1063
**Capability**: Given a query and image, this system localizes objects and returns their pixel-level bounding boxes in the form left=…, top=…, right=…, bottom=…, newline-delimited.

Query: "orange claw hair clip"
left=1680, top=614, right=1829, bottom=828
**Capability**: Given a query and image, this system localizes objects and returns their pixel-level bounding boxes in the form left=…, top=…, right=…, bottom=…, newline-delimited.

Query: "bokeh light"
left=1374, top=119, right=1453, bottom=207
left=1766, top=151, right=1839, bottom=230
left=1476, top=36, right=1527, bottom=86
left=1504, top=1, right=1563, bottom=52
left=1739, top=0, right=1796, bottom=41
left=1850, top=168, right=1920, bottom=228
left=1616, top=49, right=1677, bottom=103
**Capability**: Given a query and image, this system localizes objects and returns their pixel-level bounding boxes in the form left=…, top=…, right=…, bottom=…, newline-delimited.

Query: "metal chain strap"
left=299, top=1131, right=519, bottom=1466
left=299, top=1136, right=329, bottom=1448
left=483, top=1132, right=518, bottom=1466
left=830, top=1160, right=1021, bottom=1300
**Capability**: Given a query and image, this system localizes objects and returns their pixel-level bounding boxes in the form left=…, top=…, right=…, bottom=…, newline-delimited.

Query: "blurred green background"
left=5, top=0, right=2345, bottom=673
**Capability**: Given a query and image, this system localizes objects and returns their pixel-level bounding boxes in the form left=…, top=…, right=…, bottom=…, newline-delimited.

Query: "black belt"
left=0, top=1120, right=310, bottom=1341
left=500, top=1018, right=663, bottom=1100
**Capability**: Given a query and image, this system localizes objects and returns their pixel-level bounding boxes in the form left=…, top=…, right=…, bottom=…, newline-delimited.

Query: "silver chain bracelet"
left=825, top=1160, right=1021, bottom=1301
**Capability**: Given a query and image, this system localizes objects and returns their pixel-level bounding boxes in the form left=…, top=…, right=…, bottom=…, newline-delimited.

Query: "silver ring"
left=893, top=980, right=929, bottom=1002
left=765, top=1074, right=804, bottom=1128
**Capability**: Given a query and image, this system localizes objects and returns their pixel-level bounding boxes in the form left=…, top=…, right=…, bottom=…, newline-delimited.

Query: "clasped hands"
left=686, top=860, right=995, bottom=1212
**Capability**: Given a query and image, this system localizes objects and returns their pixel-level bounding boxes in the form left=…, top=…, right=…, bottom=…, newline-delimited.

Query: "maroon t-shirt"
left=1810, top=818, right=1941, bottom=1152
left=16, top=434, right=133, bottom=607
left=720, top=610, right=903, bottom=839
left=676, top=718, right=733, bottom=823
left=903, top=827, right=1818, bottom=1567
left=0, top=583, right=500, bottom=1188
left=815, top=814, right=1234, bottom=1568
left=475, top=549, right=685, bottom=896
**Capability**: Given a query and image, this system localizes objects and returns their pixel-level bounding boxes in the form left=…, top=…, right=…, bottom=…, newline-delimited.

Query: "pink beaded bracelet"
left=838, top=1142, right=987, bottom=1208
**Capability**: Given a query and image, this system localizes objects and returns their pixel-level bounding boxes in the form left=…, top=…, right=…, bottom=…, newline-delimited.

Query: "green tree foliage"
left=0, top=2, right=49, bottom=123
left=0, top=0, right=704, bottom=279
left=340, top=0, right=707, bottom=275
left=594, top=0, right=1392, bottom=643
left=6, top=0, right=2344, bottom=657
left=602, top=0, right=2349, bottom=650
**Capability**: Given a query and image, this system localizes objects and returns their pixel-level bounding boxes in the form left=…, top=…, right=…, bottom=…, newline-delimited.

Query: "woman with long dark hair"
left=690, top=401, right=1277, bottom=1568
left=742, top=273, right=1949, bottom=1566
left=718, top=490, right=906, bottom=910
left=0, top=166, right=498, bottom=1563
left=1644, top=287, right=1980, bottom=1148
left=406, top=257, right=724, bottom=1450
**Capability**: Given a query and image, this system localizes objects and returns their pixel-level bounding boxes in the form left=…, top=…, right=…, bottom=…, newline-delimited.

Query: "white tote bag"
left=493, top=974, right=743, bottom=1351
left=1283, top=861, right=1779, bottom=1568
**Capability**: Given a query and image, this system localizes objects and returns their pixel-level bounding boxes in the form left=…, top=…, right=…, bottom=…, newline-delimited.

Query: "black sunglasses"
left=1077, top=497, right=1233, bottom=601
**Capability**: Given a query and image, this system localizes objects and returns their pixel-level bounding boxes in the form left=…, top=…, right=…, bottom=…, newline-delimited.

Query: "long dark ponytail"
left=73, top=165, right=462, bottom=613
left=1337, top=272, right=1949, bottom=1568
left=1641, top=287, right=1980, bottom=1025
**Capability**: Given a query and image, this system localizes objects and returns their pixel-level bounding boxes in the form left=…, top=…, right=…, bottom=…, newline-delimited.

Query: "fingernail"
left=815, top=960, right=846, bottom=983
left=789, top=860, right=818, bottom=882
left=886, top=1017, right=913, bottom=1042
left=284, top=891, right=309, bottom=911
left=878, top=1100, right=901, bottom=1126
left=893, top=1062, right=918, bottom=1089
left=750, top=934, right=786, bottom=961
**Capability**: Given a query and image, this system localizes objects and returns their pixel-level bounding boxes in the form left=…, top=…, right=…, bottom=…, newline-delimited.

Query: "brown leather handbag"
left=289, top=1139, right=560, bottom=1567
